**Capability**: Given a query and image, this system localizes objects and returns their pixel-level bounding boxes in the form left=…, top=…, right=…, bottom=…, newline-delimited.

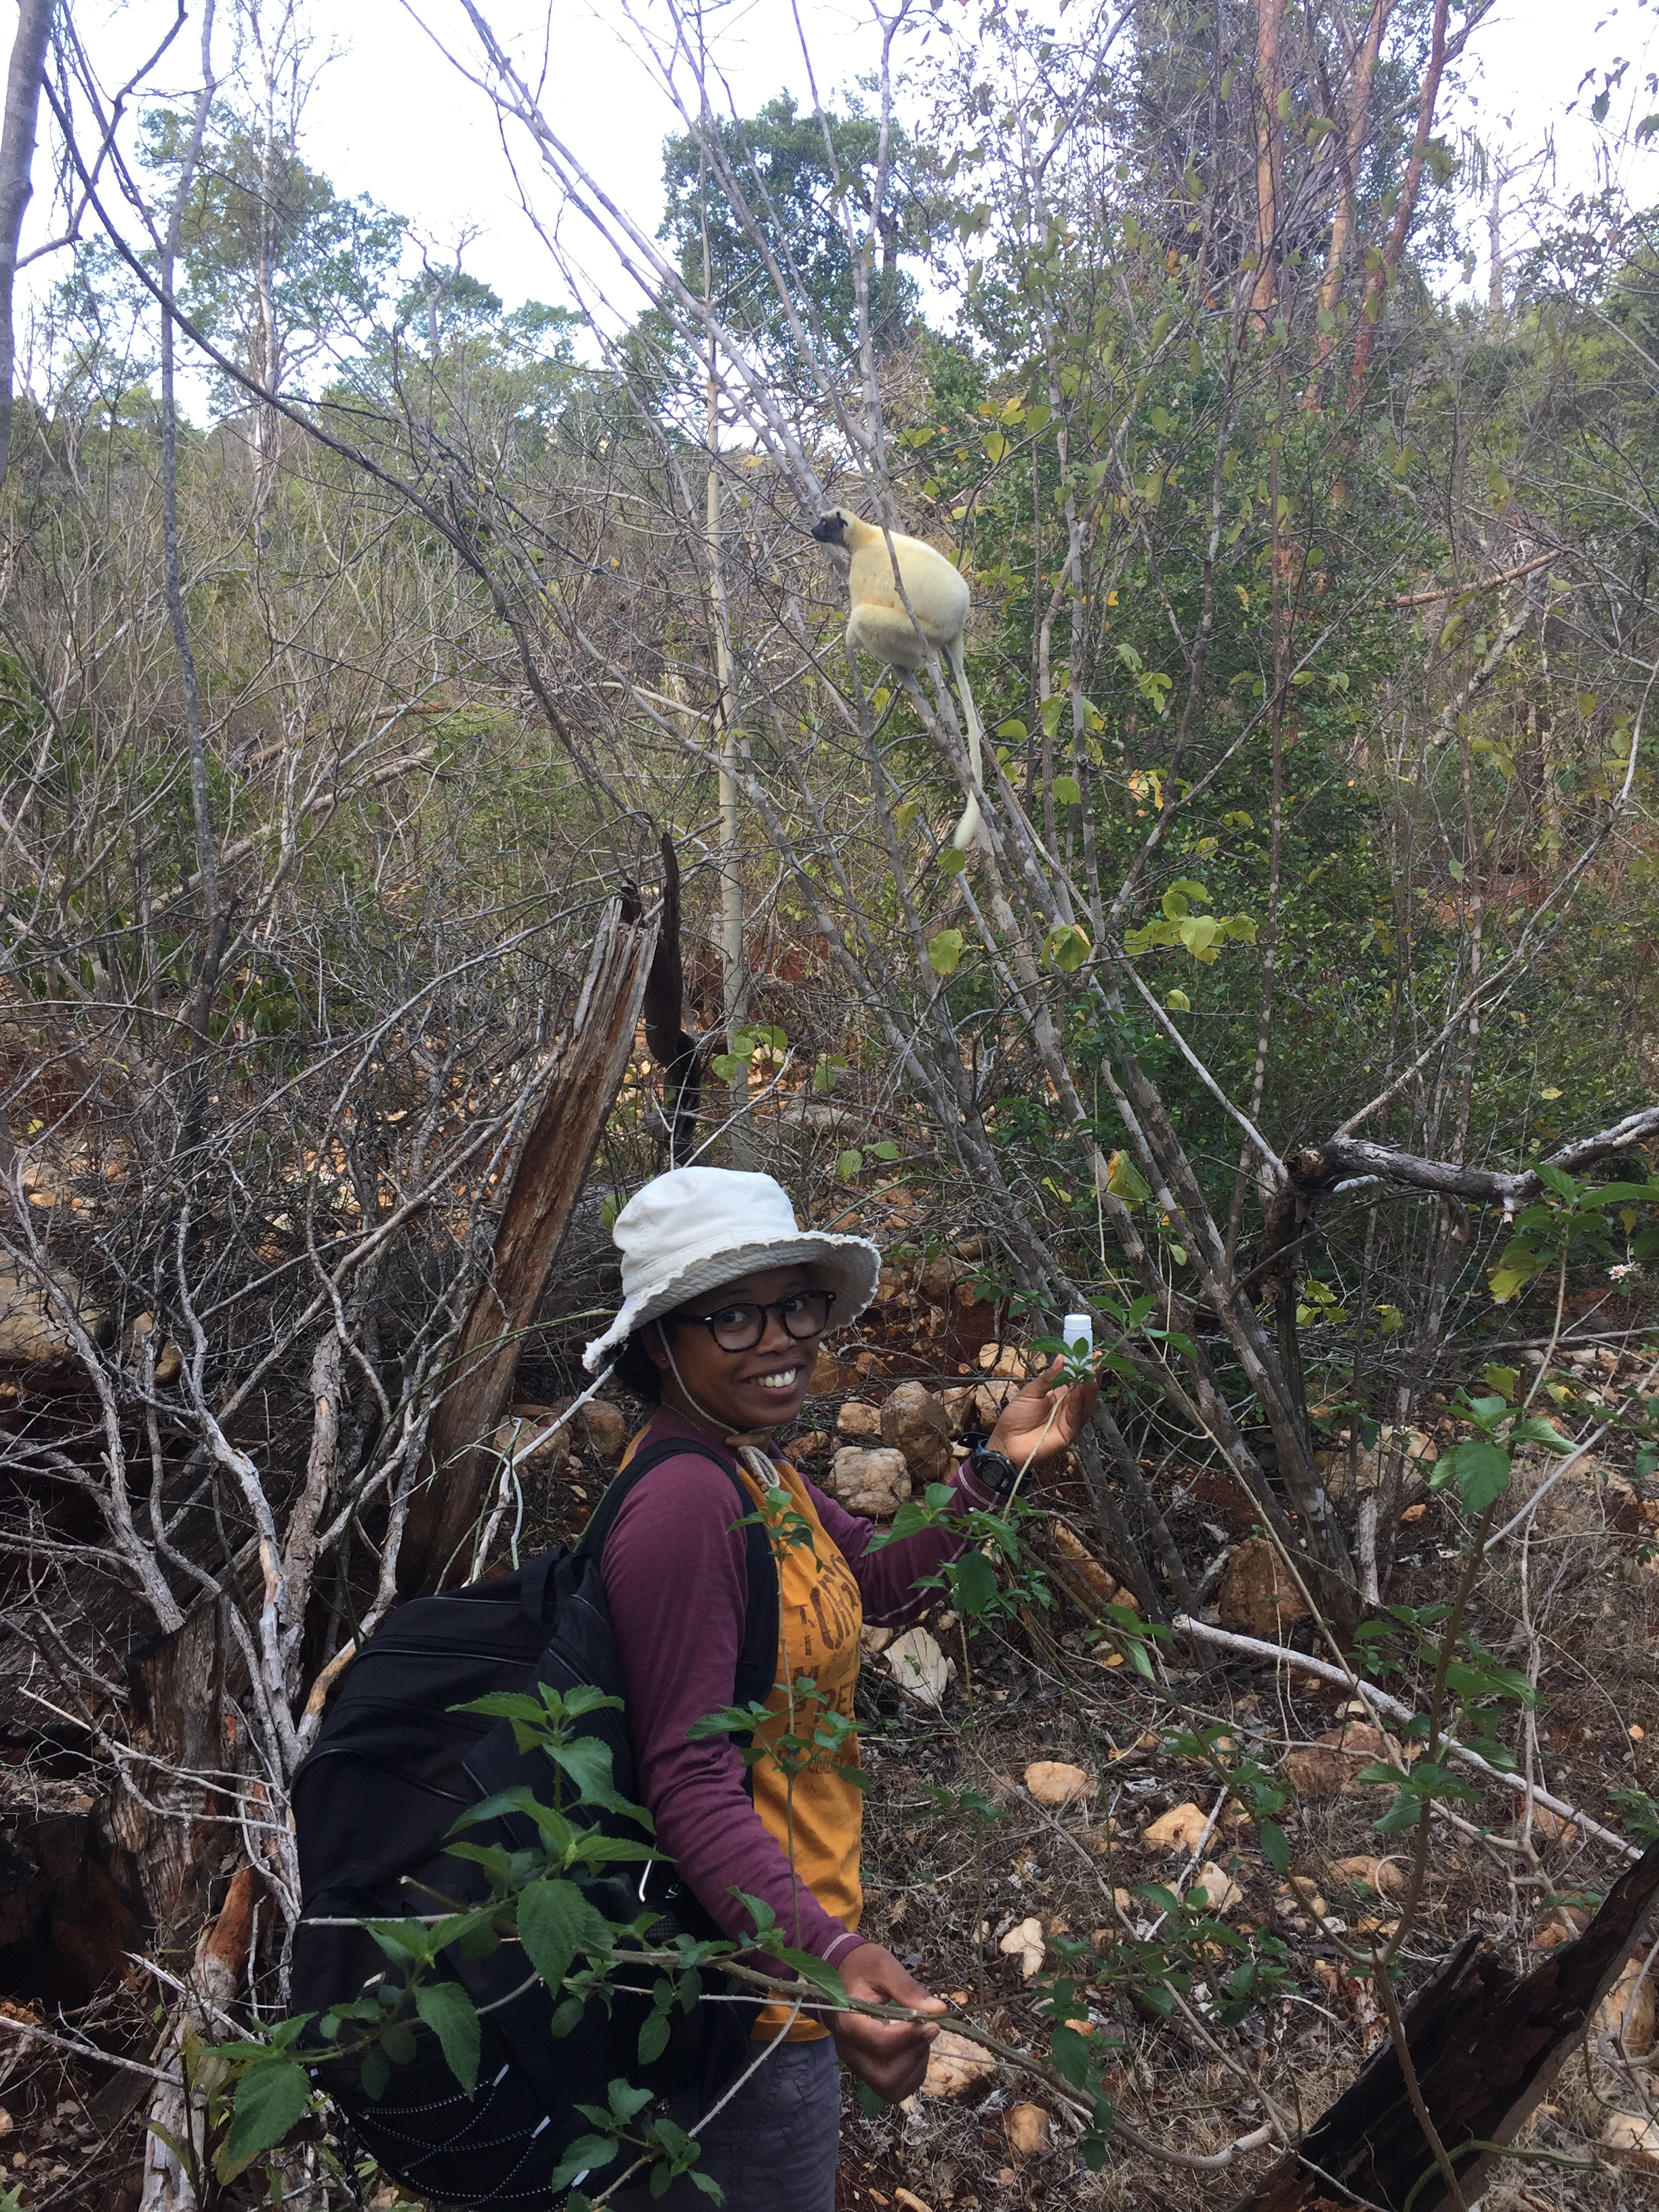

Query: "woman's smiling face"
left=646, top=1263, right=823, bottom=1433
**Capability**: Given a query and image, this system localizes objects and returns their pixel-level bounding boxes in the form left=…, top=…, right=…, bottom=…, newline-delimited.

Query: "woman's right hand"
left=827, top=1940, right=945, bottom=2102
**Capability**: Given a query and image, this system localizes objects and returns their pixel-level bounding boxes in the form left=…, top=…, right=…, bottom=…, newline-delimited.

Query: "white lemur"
left=811, top=507, right=985, bottom=850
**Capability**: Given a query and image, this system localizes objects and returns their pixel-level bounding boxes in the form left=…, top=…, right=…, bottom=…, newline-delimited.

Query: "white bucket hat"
left=581, top=1166, right=882, bottom=1373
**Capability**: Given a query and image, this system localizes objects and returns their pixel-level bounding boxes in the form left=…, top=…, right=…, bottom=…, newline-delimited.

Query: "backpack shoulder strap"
left=577, top=1431, right=779, bottom=1715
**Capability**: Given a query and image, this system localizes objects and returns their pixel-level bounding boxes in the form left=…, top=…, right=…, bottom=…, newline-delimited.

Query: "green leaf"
left=1451, top=1438, right=1512, bottom=1513
left=1046, top=922, right=1092, bottom=974
left=937, top=847, right=968, bottom=877
left=1103, top=1149, right=1151, bottom=1202
left=869, top=1139, right=901, bottom=1161
left=550, top=2137, right=621, bottom=2192
left=518, top=1879, right=588, bottom=1992
left=1481, top=1365, right=1519, bottom=1403
left=222, top=2062, right=312, bottom=2172
left=836, top=1149, right=863, bottom=1183
left=951, top=1549, right=999, bottom=1617
left=1050, top=2021, right=1094, bottom=2090
left=1161, top=876, right=1208, bottom=918
left=638, top=2009, right=671, bottom=2065
left=983, top=430, right=1008, bottom=462
left=773, top=1947, right=848, bottom=2001
left=1052, top=774, right=1082, bottom=806
left=1507, top=1415, right=1574, bottom=1454
left=855, top=2078, right=884, bottom=2117
left=928, top=928, right=964, bottom=977
left=415, top=1980, right=481, bottom=2093
left=1165, top=987, right=1190, bottom=1011
left=548, top=1734, right=629, bottom=1810
left=1259, top=1820, right=1290, bottom=1877
left=1177, top=914, right=1219, bottom=958
left=1488, top=1242, right=1544, bottom=1302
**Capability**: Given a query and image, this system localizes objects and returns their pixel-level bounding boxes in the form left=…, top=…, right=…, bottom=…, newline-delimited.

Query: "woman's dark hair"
left=610, top=1328, right=664, bottom=1403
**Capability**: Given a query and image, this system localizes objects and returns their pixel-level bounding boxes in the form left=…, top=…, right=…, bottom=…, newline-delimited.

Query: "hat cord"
left=654, top=1324, right=778, bottom=1488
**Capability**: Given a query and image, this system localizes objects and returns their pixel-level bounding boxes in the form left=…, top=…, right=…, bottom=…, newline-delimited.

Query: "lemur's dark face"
left=811, top=510, right=850, bottom=546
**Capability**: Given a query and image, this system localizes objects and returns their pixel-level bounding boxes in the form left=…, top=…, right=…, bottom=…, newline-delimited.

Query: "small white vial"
left=1062, top=1312, right=1093, bottom=1357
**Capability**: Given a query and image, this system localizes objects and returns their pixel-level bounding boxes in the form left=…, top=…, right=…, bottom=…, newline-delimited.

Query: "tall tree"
left=0, top=0, right=55, bottom=489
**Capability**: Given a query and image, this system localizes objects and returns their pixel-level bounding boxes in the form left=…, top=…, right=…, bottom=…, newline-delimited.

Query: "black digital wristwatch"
left=964, top=1431, right=1019, bottom=1495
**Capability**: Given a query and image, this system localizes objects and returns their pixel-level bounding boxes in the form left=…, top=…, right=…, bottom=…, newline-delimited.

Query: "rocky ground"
left=3, top=1233, right=1659, bottom=2208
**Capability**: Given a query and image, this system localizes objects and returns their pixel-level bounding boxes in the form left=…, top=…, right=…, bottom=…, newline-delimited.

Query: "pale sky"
left=26, top=0, right=1658, bottom=375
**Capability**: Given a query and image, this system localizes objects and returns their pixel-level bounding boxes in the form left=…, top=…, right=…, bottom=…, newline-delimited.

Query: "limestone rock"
left=1024, top=1761, right=1091, bottom=1807
left=1535, top=1904, right=1588, bottom=1952
left=1597, top=1954, right=1657, bottom=2056
left=579, top=1399, right=628, bottom=1461
left=977, top=1342, right=1029, bottom=1380
left=827, top=1446, right=911, bottom=1518
left=789, top=1429, right=829, bottom=1461
left=918, top=1256, right=966, bottom=1305
left=884, top=1626, right=954, bottom=1706
left=1603, top=2110, right=1659, bottom=2167
left=920, top=2029, right=994, bottom=2100
left=1288, top=1875, right=1329, bottom=1919
left=1050, top=1522, right=1136, bottom=1608
left=1283, top=1723, right=1402, bottom=1798
left=1529, top=1803, right=1580, bottom=1843
left=1004, top=2104, right=1051, bottom=2158
left=1141, top=1801, right=1210, bottom=1855
left=881, top=1380, right=952, bottom=1485
left=495, top=1407, right=572, bottom=1474
left=0, top=1261, right=102, bottom=1368
left=836, top=1400, right=882, bottom=1440
left=1216, top=1538, right=1309, bottom=1640
left=1330, top=1855, right=1406, bottom=1898
left=941, top=1382, right=979, bottom=1435
left=1192, top=1861, right=1244, bottom=1914
left=998, top=1916, right=1045, bottom=1978
left=972, top=1379, right=1017, bottom=1425
left=124, top=1310, right=182, bottom=1385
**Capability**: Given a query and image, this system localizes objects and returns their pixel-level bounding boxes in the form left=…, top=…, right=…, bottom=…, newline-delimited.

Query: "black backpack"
left=290, top=1435, right=779, bottom=2209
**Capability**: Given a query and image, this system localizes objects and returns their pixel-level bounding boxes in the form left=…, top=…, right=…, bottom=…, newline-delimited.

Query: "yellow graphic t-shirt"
left=735, top=1456, right=865, bottom=2041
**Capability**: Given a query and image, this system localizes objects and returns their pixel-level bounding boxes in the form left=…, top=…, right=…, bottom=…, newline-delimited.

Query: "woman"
left=581, top=1166, right=1097, bottom=2209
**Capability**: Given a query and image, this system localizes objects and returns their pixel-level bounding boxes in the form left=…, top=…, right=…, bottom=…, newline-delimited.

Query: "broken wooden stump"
left=397, top=893, right=657, bottom=1596
left=1232, top=1837, right=1659, bottom=2211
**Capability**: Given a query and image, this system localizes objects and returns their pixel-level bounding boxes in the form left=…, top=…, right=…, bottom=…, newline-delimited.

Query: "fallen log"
left=1231, top=1837, right=1659, bottom=2211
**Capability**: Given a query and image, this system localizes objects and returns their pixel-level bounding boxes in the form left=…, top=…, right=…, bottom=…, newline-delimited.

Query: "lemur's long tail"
left=946, top=634, right=985, bottom=852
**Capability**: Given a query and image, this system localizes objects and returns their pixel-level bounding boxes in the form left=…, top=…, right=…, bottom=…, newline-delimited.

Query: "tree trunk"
left=1231, top=1839, right=1659, bottom=2211
left=1348, top=0, right=1452, bottom=397
left=396, top=895, right=658, bottom=1595
left=1302, top=0, right=1393, bottom=405
left=0, top=0, right=56, bottom=491
left=1250, top=0, right=1284, bottom=331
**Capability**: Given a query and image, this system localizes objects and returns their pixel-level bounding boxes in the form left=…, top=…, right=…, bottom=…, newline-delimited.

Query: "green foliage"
left=1487, top=1168, right=1659, bottom=1303
left=658, top=94, right=934, bottom=369
left=1427, top=1389, right=1574, bottom=1515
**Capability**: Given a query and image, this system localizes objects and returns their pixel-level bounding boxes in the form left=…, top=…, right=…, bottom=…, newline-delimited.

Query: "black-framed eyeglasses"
left=669, top=1289, right=836, bottom=1353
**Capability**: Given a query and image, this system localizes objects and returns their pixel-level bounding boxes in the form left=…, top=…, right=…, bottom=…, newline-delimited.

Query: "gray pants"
left=610, top=2034, right=840, bottom=2210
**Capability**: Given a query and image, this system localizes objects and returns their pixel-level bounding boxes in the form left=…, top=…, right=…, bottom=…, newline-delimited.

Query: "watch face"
left=975, top=1449, right=1017, bottom=1490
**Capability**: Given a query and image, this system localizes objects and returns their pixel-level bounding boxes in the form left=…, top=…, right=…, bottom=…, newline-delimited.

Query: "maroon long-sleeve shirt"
left=600, top=1408, right=997, bottom=1965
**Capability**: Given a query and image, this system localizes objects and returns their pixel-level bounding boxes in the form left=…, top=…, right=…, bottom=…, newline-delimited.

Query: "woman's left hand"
left=985, top=1356, right=1100, bottom=1477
